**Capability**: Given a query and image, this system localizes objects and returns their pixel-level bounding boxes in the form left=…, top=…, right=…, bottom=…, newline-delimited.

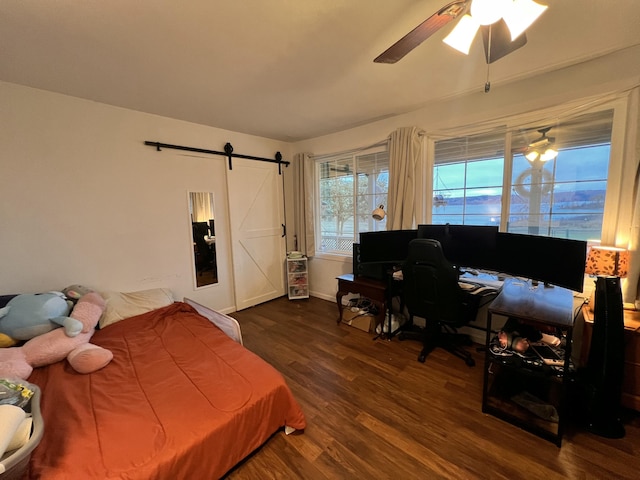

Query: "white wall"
left=293, top=46, right=640, bottom=303
left=0, top=81, right=292, bottom=313
left=2, top=46, right=639, bottom=316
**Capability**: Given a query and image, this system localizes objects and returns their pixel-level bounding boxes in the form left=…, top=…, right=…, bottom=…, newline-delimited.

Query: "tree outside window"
left=317, top=150, right=389, bottom=254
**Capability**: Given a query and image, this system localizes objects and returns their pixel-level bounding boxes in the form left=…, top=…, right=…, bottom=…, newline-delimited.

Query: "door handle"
left=282, top=224, right=286, bottom=237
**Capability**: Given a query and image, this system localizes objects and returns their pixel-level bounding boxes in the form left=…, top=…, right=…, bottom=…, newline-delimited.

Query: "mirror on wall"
left=189, top=192, right=218, bottom=287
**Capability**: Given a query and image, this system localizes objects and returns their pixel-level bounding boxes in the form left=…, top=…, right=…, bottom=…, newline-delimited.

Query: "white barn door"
left=227, top=158, right=286, bottom=310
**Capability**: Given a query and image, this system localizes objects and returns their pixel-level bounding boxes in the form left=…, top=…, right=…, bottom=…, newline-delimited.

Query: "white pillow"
left=99, top=288, right=174, bottom=329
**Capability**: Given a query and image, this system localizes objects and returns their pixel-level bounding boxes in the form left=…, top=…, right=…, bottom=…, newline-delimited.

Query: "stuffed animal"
left=62, top=284, right=94, bottom=305
left=0, top=292, right=83, bottom=348
left=0, top=291, right=113, bottom=380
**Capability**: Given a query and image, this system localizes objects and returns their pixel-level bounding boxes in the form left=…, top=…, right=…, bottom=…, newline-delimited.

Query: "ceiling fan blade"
left=481, top=19, right=527, bottom=64
left=374, top=0, right=469, bottom=64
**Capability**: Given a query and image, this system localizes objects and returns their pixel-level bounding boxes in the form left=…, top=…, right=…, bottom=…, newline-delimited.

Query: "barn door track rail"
left=144, top=140, right=289, bottom=174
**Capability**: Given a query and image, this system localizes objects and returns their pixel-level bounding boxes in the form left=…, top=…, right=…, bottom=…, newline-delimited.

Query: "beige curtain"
left=387, top=127, right=422, bottom=230
left=293, top=152, right=316, bottom=257
left=625, top=165, right=640, bottom=305
left=191, top=192, right=214, bottom=222
left=622, top=100, right=640, bottom=305
left=602, top=87, right=640, bottom=304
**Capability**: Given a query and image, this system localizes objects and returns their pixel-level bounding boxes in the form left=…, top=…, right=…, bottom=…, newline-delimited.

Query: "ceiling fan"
left=374, top=0, right=548, bottom=65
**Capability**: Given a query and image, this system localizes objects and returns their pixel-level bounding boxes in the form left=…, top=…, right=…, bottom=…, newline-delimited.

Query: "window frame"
left=307, top=93, right=634, bottom=262
left=314, top=146, right=389, bottom=258
left=424, top=98, right=631, bottom=249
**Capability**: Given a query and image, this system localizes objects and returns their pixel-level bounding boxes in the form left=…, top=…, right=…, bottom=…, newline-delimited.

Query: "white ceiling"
left=2, top=1, right=639, bottom=142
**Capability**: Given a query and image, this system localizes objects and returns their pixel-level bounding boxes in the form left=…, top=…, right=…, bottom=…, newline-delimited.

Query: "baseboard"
left=310, top=291, right=335, bottom=302
left=459, top=326, right=486, bottom=345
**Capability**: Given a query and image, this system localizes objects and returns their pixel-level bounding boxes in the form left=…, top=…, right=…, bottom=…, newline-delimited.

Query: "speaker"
left=352, top=243, right=387, bottom=280
left=353, top=243, right=361, bottom=276
left=584, top=276, right=625, bottom=438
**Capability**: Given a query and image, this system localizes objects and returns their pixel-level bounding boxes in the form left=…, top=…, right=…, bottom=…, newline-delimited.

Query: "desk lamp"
left=372, top=205, right=386, bottom=221
left=584, top=245, right=629, bottom=438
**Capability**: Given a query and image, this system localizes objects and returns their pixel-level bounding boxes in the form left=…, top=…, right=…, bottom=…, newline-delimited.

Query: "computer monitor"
left=417, top=224, right=500, bottom=271
left=358, top=230, right=418, bottom=264
left=496, top=232, right=587, bottom=292
left=192, top=221, right=209, bottom=239
left=355, top=230, right=418, bottom=279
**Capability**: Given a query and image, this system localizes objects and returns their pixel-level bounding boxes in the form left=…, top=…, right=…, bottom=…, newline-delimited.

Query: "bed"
left=20, top=297, right=306, bottom=479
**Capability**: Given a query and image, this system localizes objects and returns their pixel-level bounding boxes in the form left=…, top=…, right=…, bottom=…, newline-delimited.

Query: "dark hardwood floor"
left=225, top=296, right=640, bottom=479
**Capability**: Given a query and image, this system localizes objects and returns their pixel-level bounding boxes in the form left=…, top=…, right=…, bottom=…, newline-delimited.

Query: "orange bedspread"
left=26, top=302, right=306, bottom=479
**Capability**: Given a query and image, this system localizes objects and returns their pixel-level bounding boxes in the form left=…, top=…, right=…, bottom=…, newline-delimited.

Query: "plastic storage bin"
left=0, top=385, right=43, bottom=480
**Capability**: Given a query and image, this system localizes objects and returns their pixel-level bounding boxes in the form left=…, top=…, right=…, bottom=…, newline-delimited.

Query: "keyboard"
left=459, top=271, right=505, bottom=290
left=459, top=281, right=500, bottom=295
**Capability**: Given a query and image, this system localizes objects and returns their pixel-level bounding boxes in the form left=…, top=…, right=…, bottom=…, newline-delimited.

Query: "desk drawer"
left=623, top=329, right=640, bottom=410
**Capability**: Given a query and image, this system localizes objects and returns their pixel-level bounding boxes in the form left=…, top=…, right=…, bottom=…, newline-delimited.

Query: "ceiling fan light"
left=443, top=14, right=479, bottom=54
left=540, top=147, right=558, bottom=161
left=525, top=149, right=540, bottom=161
left=471, top=0, right=510, bottom=26
left=503, top=0, right=548, bottom=40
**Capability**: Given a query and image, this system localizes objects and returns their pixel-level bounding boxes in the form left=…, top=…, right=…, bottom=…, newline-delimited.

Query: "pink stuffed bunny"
left=0, top=292, right=113, bottom=379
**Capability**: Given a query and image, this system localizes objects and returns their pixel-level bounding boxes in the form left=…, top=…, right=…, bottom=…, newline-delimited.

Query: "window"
left=317, top=149, right=389, bottom=254
left=509, top=110, right=612, bottom=240
left=433, top=131, right=505, bottom=227
left=432, top=109, right=614, bottom=241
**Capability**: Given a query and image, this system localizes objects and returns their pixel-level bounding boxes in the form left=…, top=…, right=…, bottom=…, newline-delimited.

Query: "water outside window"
left=433, top=109, right=613, bottom=242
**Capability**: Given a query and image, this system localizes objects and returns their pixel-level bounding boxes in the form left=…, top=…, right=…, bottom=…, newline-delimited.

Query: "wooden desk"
left=581, top=306, right=640, bottom=411
left=482, top=278, right=582, bottom=446
left=336, top=274, right=387, bottom=331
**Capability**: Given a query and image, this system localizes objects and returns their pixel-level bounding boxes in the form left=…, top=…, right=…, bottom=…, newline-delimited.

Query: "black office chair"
left=192, top=222, right=216, bottom=274
left=400, top=238, right=483, bottom=367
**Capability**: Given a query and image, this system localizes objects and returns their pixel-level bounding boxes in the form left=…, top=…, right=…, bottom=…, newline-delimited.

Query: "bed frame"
left=183, top=297, right=243, bottom=344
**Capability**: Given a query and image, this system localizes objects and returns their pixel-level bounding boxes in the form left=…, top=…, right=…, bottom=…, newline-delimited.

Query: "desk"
left=336, top=274, right=387, bottom=332
left=482, top=278, right=583, bottom=446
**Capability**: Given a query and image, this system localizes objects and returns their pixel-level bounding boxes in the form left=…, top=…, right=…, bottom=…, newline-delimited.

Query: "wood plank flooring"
left=225, top=296, right=640, bottom=479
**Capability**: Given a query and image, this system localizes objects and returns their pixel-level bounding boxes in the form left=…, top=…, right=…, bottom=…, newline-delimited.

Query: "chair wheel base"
left=586, top=418, right=625, bottom=439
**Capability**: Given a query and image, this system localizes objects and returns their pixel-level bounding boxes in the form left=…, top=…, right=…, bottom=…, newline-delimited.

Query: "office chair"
left=400, top=238, right=483, bottom=367
left=192, top=222, right=216, bottom=274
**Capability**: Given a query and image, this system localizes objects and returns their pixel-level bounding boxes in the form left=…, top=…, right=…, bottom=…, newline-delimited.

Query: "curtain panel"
left=191, top=192, right=214, bottom=222
left=293, top=152, right=316, bottom=257
left=387, top=127, right=422, bottom=230
left=622, top=91, right=640, bottom=304
left=626, top=162, right=640, bottom=304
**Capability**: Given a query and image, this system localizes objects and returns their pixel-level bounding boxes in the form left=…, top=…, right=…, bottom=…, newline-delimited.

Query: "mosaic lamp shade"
left=585, top=246, right=629, bottom=278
